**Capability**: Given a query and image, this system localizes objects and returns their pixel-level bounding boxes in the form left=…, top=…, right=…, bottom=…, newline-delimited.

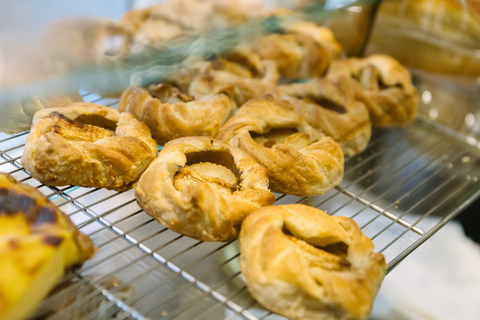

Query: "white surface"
left=371, top=220, right=480, bottom=320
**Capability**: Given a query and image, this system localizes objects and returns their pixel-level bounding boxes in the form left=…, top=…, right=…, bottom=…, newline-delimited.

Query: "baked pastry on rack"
left=239, top=204, right=387, bottom=320
left=22, top=103, right=157, bottom=191
left=272, top=78, right=371, bottom=156
left=135, top=136, right=275, bottom=241
left=189, top=48, right=279, bottom=106
left=118, top=82, right=235, bottom=145
left=0, top=173, right=95, bottom=320
left=251, top=17, right=343, bottom=80
left=217, top=95, right=344, bottom=196
left=326, top=54, right=418, bottom=127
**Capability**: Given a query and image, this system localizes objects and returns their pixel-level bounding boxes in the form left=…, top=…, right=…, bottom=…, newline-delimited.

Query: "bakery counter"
left=2, top=90, right=480, bottom=319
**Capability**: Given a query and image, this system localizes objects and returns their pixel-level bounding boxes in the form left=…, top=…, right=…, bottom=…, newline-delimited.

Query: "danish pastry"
left=252, top=19, right=342, bottom=80
left=119, top=5, right=192, bottom=50
left=22, top=103, right=157, bottom=191
left=217, top=95, right=344, bottom=196
left=118, top=83, right=235, bottom=145
left=326, top=54, right=418, bottom=127
left=135, top=136, right=275, bottom=241
left=239, top=204, right=387, bottom=320
left=0, top=173, right=95, bottom=320
left=272, top=78, right=371, bottom=156
left=189, top=48, right=279, bottom=106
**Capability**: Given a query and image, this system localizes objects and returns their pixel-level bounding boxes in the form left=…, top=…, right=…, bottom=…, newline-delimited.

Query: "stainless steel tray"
left=2, top=91, right=480, bottom=320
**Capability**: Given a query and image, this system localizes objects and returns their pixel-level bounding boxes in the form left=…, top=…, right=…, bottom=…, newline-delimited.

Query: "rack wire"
left=2, top=91, right=480, bottom=320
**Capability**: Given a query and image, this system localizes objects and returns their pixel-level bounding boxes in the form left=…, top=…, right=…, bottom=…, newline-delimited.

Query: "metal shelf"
left=2, top=92, right=480, bottom=320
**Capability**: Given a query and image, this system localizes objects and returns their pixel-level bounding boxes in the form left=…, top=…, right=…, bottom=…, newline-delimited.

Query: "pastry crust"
left=22, top=103, right=157, bottom=191
left=0, top=173, right=95, bottom=319
left=239, top=204, right=387, bottom=320
left=217, top=95, right=344, bottom=196
left=189, top=48, right=279, bottom=106
left=272, top=78, right=371, bottom=156
left=326, top=54, right=418, bottom=127
left=118, top=83, right=235, bottom=145
left=135, top=136, right=275, bottom=241
left=252, top=20, right=342, bottom=80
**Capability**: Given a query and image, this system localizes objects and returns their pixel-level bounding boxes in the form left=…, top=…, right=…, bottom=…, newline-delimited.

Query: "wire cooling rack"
left=2, top=91, right=480, bottom=320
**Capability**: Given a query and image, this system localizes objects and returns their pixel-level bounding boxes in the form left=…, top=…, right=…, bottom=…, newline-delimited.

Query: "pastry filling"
left=147, top=83, right=195, bottom=104
left=173, top=150, right=241, bottom=195
left=358, top=65, right=402, bottom=91
left=49, top=112, right=115, bottom=142
left=295, top=95, right=346, bottom=114
left=251, top=128, right=311, bottom=150
left=212, top=52, right=262, bottom=79
left=282, top=227, right=351, bottom=273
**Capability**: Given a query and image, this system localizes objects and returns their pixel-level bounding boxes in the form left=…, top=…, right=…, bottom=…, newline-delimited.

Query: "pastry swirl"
left=22, top=103, right=157, bottom=191
left=118, top=83, right=235, bottom=145
left=252, top=19, right=342, bottom=80
left=239, top=204, right=387, bottom=320
left=135, top=136, right=275, bottom=241
left=272, top=78, right=371, bottom=156
left=326, top=54, right=418, bottom=127
left=189, top=48, right=279, bottom=106
left=217, top=95, right=344, bottom=196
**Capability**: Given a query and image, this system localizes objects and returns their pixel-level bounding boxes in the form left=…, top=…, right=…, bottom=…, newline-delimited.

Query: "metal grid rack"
left=2, top=91, right=480, bottom=320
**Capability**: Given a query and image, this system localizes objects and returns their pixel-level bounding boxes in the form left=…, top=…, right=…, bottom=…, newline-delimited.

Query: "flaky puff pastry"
left=252, top=19, right=342, bottom=80
left=22, top=103, right=157, bottom=191
left=217, top=96, right=344, bottom=196
left=326, top=54, right=418, bottom=127
left=272, top=78, right=371, bottom=156
left=240, top=204, right=387, bottom=320
left=118, top=83, right=235, bottom=145
left=189, top=48, right=279, bottom=106
left=135, top=137, right=275, bottom=241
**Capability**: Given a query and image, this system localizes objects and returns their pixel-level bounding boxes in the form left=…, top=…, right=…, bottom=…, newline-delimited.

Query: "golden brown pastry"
left=0, top=173, right=95, bottom=320
left=189, top=48, right=279, bottom=106
left=326, top=54, right=418, bottom=127
left=252, top=19, right=342, bottom=80
left=118, top=83, right=235, bottom=145
left=272, top=78, right=371, bottom=156
left=239, top=204, right=387, bottom=320
left=217, top=95, right=344, bottom=196
left=119, top=5, right=192, bottom=50
left=22, top=103, right=157, bottom=191
left=135, top=136, right=275, bottom=241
